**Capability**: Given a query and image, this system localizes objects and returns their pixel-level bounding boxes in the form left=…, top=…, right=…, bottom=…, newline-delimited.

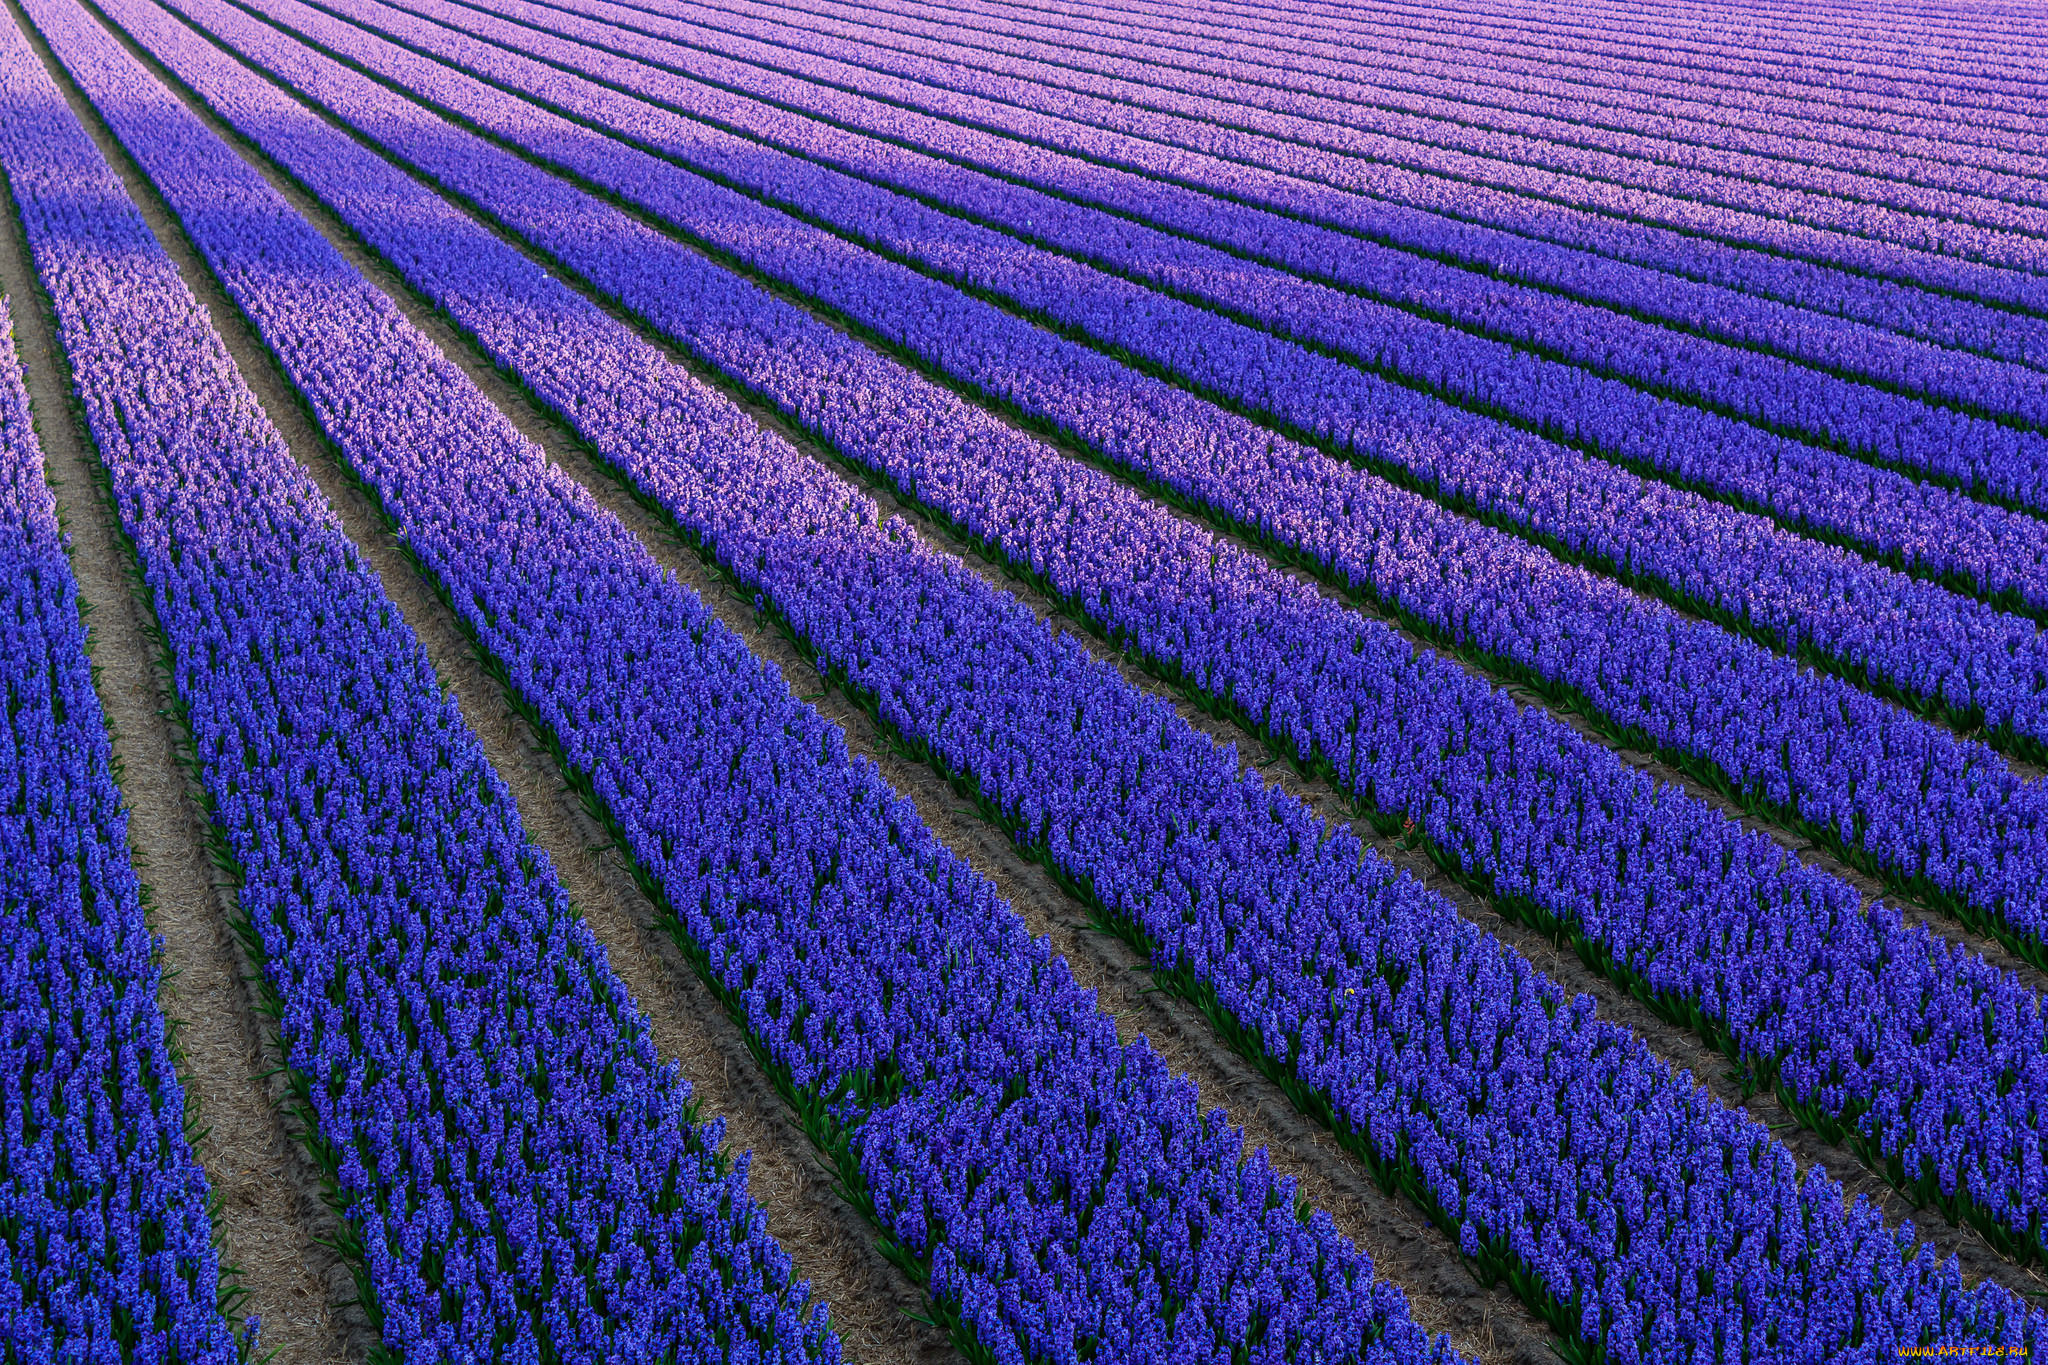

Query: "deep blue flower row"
left=58, top=2, right=1451, bottom=1357
left=0, top=10, right=833, bottom=1360
left=523, top=0, right=2048, bottom=349
left=375, top=0, right=2048, bottom=619
left=196, top=0, right=2048, bottom=993
left=0, top=280, right=237, bottom=1359
left=136, top=0, right=2048, bottom=1352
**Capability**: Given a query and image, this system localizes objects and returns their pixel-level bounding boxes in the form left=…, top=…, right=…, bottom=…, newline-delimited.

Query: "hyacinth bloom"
left=66, top=0, right=2048, bottom=1352
left=0, top=292, right=237, bottom=1357
left=22, top=0, right=1463, bottom=1357
left=10, top=0, right=2048, bottom=1354
left=0, top=16, right=837, bottom=1360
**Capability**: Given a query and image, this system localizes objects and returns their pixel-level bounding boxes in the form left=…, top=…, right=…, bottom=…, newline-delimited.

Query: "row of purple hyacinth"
left=138, top=0, right=2048, bottom=1348
left=51, top=1, right=1457, bottom=1356
left=788, top=0, right=2048, bottom=214
left=732, top=0, right=2048, bottom=440
left=357, top=0, right=2048, bottom=719
left=216, top=0, right=2048, bottom=1009
left=456, top=0, right=2048, bottom=394
left=0, top=13, right=833, bottom=1359
left=590, top=0, right=2048, bottom=307
left=727, top=0, right=2048, bottom=272
left=0, top=287, right=237, bottom=1358
left=177, top=0, right=2048, bottom=1273
left=1058, top=0, right=2048, bottom=141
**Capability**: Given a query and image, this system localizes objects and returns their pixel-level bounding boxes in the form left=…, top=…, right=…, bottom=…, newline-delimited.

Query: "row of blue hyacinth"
left=112, top=0, right=2048, bottom=1352
left=0, top=13, right=835, bottom=1357
left=31, top=0, right=1464, bottom=1357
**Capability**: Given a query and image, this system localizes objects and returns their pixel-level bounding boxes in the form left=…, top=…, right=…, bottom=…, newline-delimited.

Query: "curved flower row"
left=43, top=4, right=1452, bottom=1357
left=380, top=0, right=2048, bottom=697
left=714, top=0, right=2048, bottom=269
left=0, top=291, right=237, bottom=1360
left=131, top=0, right=2048, bottom=1350
left=410, top=0, right=2048, bottom=541
left=190, top=0, right=2048, bottom=979
left=0, top=14, right=833, bottom=1361
left=1023, top=0, right=2048, bottom=177
left=768, top=0, right=2048, bottom=221
left=583, top=0, right=2048, bottom=301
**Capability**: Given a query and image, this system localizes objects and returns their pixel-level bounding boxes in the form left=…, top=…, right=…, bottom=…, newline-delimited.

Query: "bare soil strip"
left=0, top=27, right=363, bottom=1362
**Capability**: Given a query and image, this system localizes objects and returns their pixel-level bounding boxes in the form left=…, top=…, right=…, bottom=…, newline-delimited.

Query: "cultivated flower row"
left=790, top=0, right=2048, bottom=219
left=206, top=0, right=2048, bottom=978
left=0, top=16, right=832, bottom=1360
left=389, top=0, right=2048, bottom=692
left=49, top=4, right=1456, bottom=1357
left=129, top=1, right=2048, bottom=1350
left=0, top=289, right=237, bottom=1360
left=590, top=0, right=2048, bottom=300
left=517, top=0, right=2048, bottom=379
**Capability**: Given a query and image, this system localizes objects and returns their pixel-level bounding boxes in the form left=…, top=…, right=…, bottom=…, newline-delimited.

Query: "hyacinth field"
left=6, top=0, right=2048, bottom=1360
